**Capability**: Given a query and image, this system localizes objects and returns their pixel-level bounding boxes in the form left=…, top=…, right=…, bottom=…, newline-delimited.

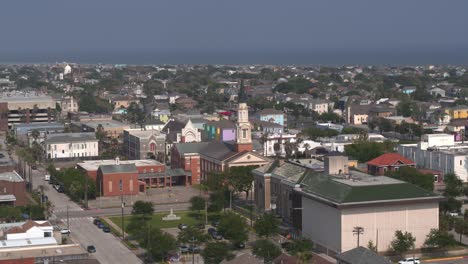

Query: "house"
left=401, top=86, right=417, bottom=94
left=308, top=99, right=330, bottom=114
left=367, top=153, right=416, bottom=175
left=257, top=108, right=285, bottom=126
left=262, top=133, right=297, bottom=157
left=368, top=106, right=396, bottom=119
left=445, top=105, right=468, bottom=119
left=44, top=132, right=99, bottom=160
left=255, top=155, right=442, bottom=254
left=204, top=120, right=236, bottom=142
left=78, top=120, right=131, bottom=141
left=152, top=108, right=171, bottom=123
left=111, top=96, right=137, bottom=109
left=0, top=171, right=26, bottom=206
left=123, top=129, right=166, bottom=160
left=0, top=220, right=57, bottom=249
left=429, top=87, right=446, bottom=98
left=398, top=133, right=468, bottom=182
left=335, top=247, right=392, bottom=264
left=251, top=120, right=284, bottom=134
left=446, top=119, right=468, bottom=134
left=345, top=105, right=369, bottom=125
left=175, top=97, right=198, bottom=109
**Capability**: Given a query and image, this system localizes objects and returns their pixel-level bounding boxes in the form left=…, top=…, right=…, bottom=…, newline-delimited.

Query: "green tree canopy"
left=253, top=213, right=280, bottom=238
left=190, top=196, right=206, bottom=217
left=344, top=141, right=395, bottom=163
left=424, top=229, right=457, bottom=249
left=131, top=201, right=154, bottom=216
left=390, top=230, right=416, bottom=255
left=201, top=242, right=233, bottom=264
left=217, top=212, right=248, bottom=243
left=252, top=239, right=282, bottom=263
left=177, top=226, right=210, bottom=245
left=385, top=166, right=434, bottom=191
left=144, top=228, right=177, bottom=262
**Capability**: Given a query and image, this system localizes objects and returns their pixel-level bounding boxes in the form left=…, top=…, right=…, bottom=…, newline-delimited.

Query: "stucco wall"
left=340, top=201, right=439, bottom=252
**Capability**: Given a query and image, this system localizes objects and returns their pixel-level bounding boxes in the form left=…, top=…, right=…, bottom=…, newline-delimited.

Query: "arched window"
left=150, top=142, right=156, bottom=152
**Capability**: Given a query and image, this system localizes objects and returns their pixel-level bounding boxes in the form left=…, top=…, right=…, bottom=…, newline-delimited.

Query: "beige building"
left=60, top=96, right=79, bottom=118
left=254, top=154, right=442, bottom=255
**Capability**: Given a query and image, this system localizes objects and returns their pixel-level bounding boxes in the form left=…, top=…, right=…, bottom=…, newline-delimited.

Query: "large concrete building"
left=13, top=122, right=65, bottom=147
left=44, top=132, right=99, bottom=160
left=0, top=91, right=56, bottom=131
left=398, top=133, right=468, bottom=182
left=254, top=155, right=442, bottom=255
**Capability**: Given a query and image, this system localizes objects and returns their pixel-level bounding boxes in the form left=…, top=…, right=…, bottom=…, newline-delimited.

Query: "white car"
left=398, top=257, right=420, bottom=264
left=44, top=174, right=51, bottom=181
left=60, top=229, right=71, bottom=235
left=449, top=212, right=459, bottom=217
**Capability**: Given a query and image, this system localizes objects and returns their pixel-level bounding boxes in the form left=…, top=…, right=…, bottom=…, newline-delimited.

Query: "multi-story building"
left=171, top=142, right=210, bottom=185
left=0, top=91, right=56, bottom=131
left=44, top=132, right=99, bottom=160
left=308, top=99, right=330, bottom=114
left=398, top=133, right=468, bottom=182
left=77, top=120, right=131, bottom=141
left=13, top=122, right=64, bottom=147
left=60, top=96, right=79, bottom=118
left=204, top=120, right=236, bottom=142
left=445, top=105, right=468, bottom=119
left=0, top=171, right=26, bottom=206
left=256, top=108, right=285, bottom=126
left=123, top=128, right=166, bottom=160
left=254, top=154, right=442, bottom=255
left=262, top=133, right=297, bottom=157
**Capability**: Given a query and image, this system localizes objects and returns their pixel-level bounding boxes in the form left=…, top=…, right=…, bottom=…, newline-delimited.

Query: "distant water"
left=1, top=49, right=468, bottom=66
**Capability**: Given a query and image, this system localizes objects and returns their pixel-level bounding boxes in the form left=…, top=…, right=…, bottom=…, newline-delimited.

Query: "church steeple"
left=235, top=102, right=253, bottom=152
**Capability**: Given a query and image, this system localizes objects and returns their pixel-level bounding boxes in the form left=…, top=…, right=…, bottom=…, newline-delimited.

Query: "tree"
left=440, top=197, right=462, bottom=215
left=344, top=140, right=395, bottom=163
left=238, top=80, right=248, bottom=103
left=424, top=229, right=457, bottom=249
left=390, top=230, right=416, bottom=256
left=367, top=240, right=377, bottom=252
left=177, top=226, right=209, bottom=245
left=254, top=213, right=280, bottom=238
left=228, top=166, right=256, bottom=201
left=217, top=212, right=248, bottom=243
left=302, top=127, right=339, bottom=140
left=443, top=173, right=464, bottom=197
left=201, top=242, right=233, bottom=264
left=252, top=239, right=282, bottom=263
left=131, top=200, right=154, bottom=216
left=285, top=238, right=313, bottom=256
left=386, top=166, right=434, bottom=191
left=190, top=196, right=206, bottom=218
left=454, top=218, right=468, bottom=243
left=144, top=227, right=177, bottom=262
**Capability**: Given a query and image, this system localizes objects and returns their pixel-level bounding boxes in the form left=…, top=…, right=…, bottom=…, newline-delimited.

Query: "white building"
left=398, top=134, right=468, bottom=182
left=308, top=99, right=329, bottom=114
left=60, top=96, right=79, bottom=118
left=63, top=64, right=72, bottom=75
left=44, top=132, right=99, bottom=160
left=263, top=133, right=297, bottom=157
left=0, top=220, right=57, bottom=249
left=178, top=119, right=202, bottom=143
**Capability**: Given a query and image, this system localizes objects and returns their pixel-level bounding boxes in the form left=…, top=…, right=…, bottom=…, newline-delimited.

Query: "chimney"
left=115, top=157, right=120, bottom=165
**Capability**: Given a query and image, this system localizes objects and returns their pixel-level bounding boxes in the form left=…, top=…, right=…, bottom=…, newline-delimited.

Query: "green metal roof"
left=99, top=164, right=138, bottom=174
left=299, top=171, right=439, bottom=204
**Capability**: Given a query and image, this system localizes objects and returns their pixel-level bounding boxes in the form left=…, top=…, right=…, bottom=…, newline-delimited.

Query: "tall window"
left=150, top=143, right=156, bottom=152
left=242, top=129, right=247, bottom=139
left=119, top=179, right=123, bottom=191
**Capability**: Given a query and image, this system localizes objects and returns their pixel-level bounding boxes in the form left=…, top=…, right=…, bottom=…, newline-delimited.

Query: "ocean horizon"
left=1, top=49, right=468, bottom=66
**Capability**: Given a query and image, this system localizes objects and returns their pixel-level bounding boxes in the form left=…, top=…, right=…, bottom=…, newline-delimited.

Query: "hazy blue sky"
left=1, top=0, right=468, bottom=64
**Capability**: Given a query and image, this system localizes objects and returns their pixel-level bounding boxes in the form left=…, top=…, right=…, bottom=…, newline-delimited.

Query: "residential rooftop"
left=0, top=171, right=23, bottom=183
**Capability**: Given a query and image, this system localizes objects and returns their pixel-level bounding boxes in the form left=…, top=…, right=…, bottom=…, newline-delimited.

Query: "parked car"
left=93, top=218, right=101, bottom=226
left=179, top=245, right=189, bottom=254
left=60, top=229, right=71, bottom=235
left=234, top=242, right=245, bottom=249
left=102, top=226, right=111, bottom=233
left=178, top=223, right=188, bottom=230
left=449, top=212, right=459, bottom=217
left=188, top=245, right=200, bottom=253
left=97, top=223, right=105, bottom=229
left=398, top=257, right=420, bottom=264
left=44, top=174, right=50, bottom=181
left=87, top=245, right=96, bottom=253
left=208, top=228, right=222, bottom=240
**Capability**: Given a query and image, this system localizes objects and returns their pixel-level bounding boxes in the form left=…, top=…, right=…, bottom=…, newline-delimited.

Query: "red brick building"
left=367, top=153, right=416, bottom=175
left=78, top=158, right=188, bottom=196
left=0, top=171, right=27, bottom=206
left=171, top=142, right=209, bottom=185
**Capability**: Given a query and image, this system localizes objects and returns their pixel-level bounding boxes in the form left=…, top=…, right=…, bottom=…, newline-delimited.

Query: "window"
left=62, top=150, right=65, bottom=154
left=109, top=181, right=113, bottom=193
left=242, top=129, right=247, bottom=139
left=119, top=179, right=123, bottom=191
left=44, top=232, right=52, bottom=237
left=434, top=175, right=439, bottom=182
left=460, top=160, right=463, bottom=166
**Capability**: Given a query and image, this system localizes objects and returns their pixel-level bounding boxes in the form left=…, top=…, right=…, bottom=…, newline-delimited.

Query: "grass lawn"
left=109, top=211, right=208, bottom=230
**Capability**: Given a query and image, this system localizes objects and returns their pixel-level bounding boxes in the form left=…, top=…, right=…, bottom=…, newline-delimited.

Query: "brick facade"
left=0, top=179, right=27, bottom=206
left=97, top=170, right=140, bottom=197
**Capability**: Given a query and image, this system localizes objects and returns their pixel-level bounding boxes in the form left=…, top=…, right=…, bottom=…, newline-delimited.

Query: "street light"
left=353, top=226, right=364, bottom=247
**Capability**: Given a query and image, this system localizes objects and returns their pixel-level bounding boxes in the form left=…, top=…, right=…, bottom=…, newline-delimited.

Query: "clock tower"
left=235, top=103, right=253, bottom=152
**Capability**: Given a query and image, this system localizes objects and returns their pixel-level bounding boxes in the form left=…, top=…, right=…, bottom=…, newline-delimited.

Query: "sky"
left=1, top=0, right=468, bottom=65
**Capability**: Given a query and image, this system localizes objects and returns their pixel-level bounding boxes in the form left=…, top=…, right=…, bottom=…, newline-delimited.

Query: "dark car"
left=87, top=245, right=96, bottom=253
left=234, top=242, right=245, bottom=249
left=178, top=223, right=188, bottom=230
left=188, top=245, right=201, bottom=254
left=208, top=228, right=222, bottom=240
left=97, top=223, right=105, bottom=229
left=179, top=245, right=189, bottom=254
left=93, top=219, right=101, bottom=225
left=102, top=226, right=111, bottom=233
left=57, top=186, right=64, bottom=193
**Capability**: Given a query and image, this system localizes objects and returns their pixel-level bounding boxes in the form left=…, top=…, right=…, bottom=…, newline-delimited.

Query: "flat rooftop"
left=0, top=91, right=54, bottom=103
left=0, top=244, right=86, bottom=260
left=125, top=128, right=165, bottom=138
left=332, top=170, right=403, bottom=187
left=0, top=171, right=23, bottom=183
left=77, top=159, right=163, bottom=171
left=45, top=132, right=97, bottom=144
left=82, top=120, right=130, bottom=129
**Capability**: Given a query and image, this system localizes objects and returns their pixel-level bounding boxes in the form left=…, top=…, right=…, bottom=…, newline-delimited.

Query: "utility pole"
left=121, top=194, right=125, bottom=241
left=66, top=204, right=69, bottom=230
left=353, top=226, right=364, bottom=247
